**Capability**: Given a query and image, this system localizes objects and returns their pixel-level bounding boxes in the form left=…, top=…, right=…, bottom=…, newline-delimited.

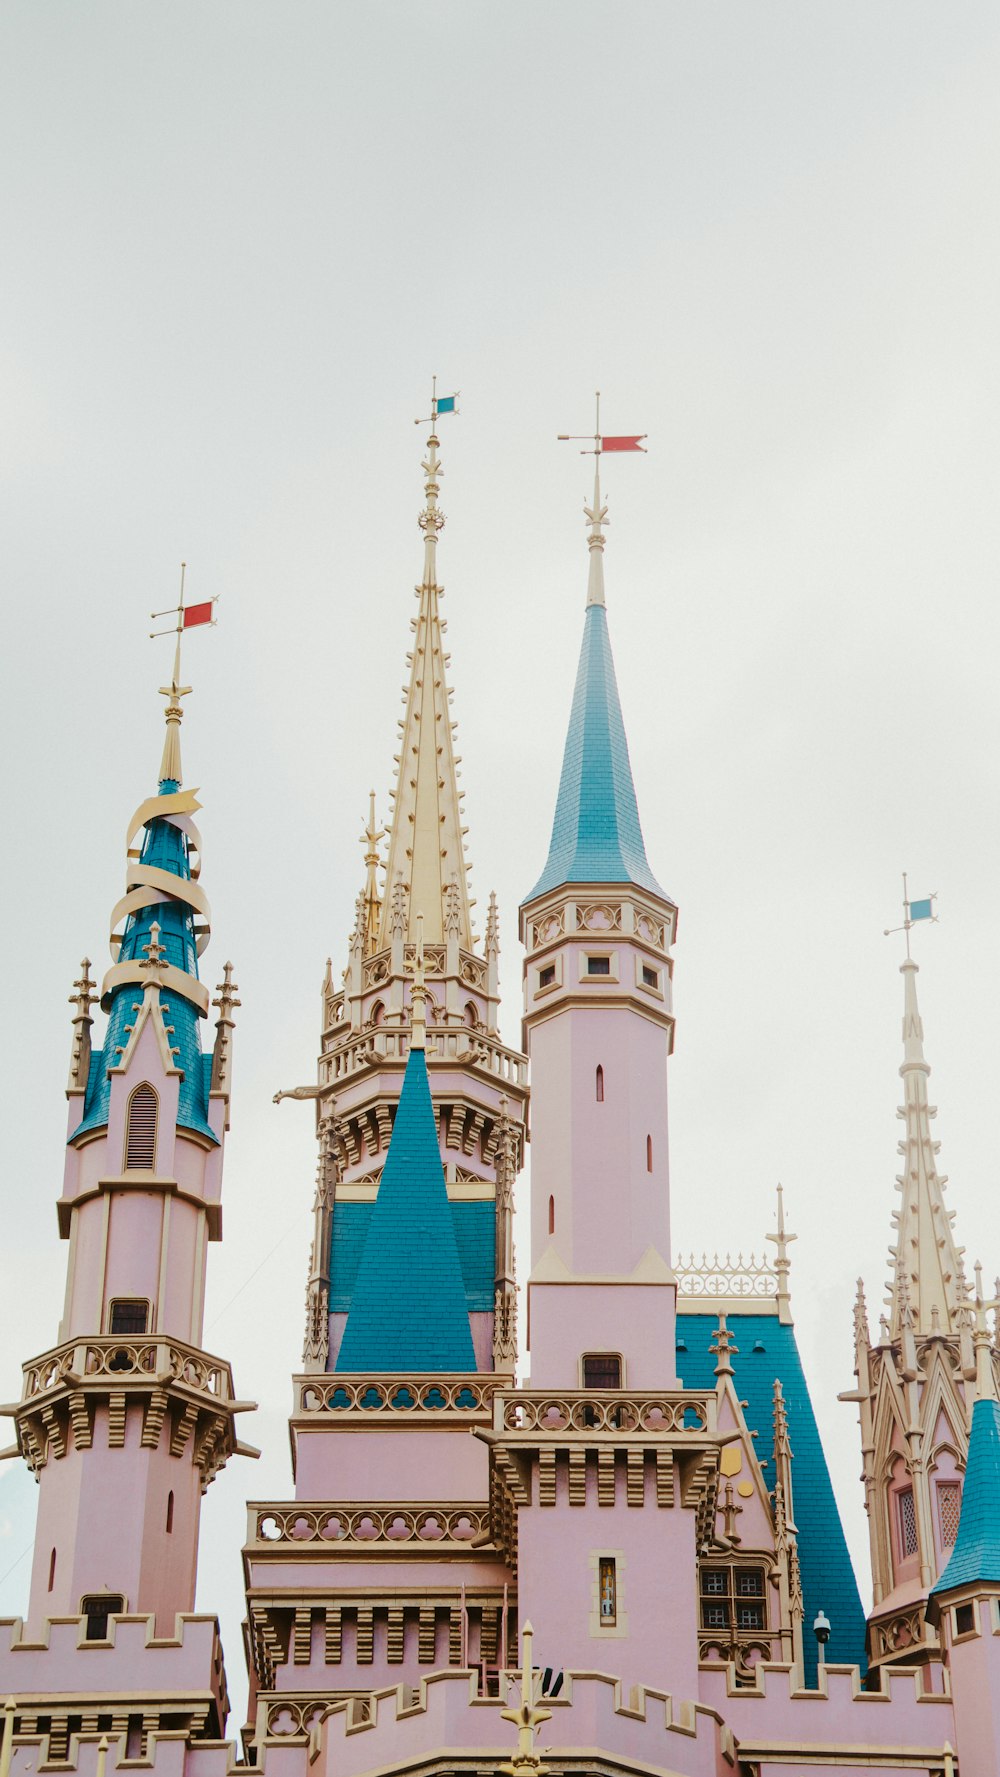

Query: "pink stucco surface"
left=293, top=1428, right=489, bottom=1500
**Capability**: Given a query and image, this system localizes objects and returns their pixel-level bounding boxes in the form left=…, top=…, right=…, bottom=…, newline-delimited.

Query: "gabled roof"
left=335, top=1043, right=477, bottom=1373
left=525, top=603, right=667, bottom=904
left=676, top=1310, right=867, bottom=1685
left=932, top=1398, right=1000, bottom=1595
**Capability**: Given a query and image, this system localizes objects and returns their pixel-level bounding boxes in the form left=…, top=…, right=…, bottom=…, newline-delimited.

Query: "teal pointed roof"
left=71, top=771, right=216, bottom=1145
left=335, top=1043, right=477, bottom=1373
left=525, top=602, right=667, bottom=903
left=932, top=1398, right=1000, bottom=1595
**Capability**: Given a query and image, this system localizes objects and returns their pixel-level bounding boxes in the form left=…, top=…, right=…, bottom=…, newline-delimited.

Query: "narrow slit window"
left=48, top=1548, right=56, bottom=1592
left=123, top=1084, right=158, bottom=1171
left=548, top=1195, right=555, bottom=1235
left=898, top=1488, right=918, bottom=1558
left=938, top=1482, right=961, bottom=1548
left=166, top=1491, right=174, bottom=1534
left=598, top=1557, right=617, bottom=1625
left=595, top=1065, right=604, bottom=1103
left=646, top=1134, right=653, bottom=1172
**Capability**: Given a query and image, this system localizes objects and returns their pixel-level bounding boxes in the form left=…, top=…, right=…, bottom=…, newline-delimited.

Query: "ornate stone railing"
left=247, top=1501, right=491, bottom=1547
left=322, top=1027, right=527, bottom=1086
left=495, top=1389, right=717, bottom=1437
left=20, top=1335, right=235, bottom=1402
left=294, top=1373, right=503, bottom=1422
left=675, top=1252, right=778, bottom=1300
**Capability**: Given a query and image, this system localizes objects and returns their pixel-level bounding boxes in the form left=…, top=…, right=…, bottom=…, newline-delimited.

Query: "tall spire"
left=887, top=954, right=964, bottom=1338
left=526, top=405, right=666, bottom=904
left=378, top=384, right=472, bottom=949
left=359, top=790, right=384, bottom=957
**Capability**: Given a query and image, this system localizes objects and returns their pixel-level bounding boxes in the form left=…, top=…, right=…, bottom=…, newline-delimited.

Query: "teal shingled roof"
left=525, top=602, right=668, bottom=903
left=335, top=1043, right=477, bottom=1373
left=71, top=776, right=217, bottom=1146
left=676, top=1312, right=867, bottom=1685
left=330, top=1199, right=494, bottom=1313
left=932, top=1398, right=1000, bottom=1595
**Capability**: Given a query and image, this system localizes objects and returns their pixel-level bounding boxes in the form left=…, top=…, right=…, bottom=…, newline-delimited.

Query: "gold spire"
left=360, top=791, right=385, bottom=957
left=410, top=912, right=427, bottom=1050
left=151, top=563, right=193, bottom=785
left=500, top=1620, right=550, bottom=1777
left=378, top=385, right=473, bottom=949
left=887, top=952, right=964, bottom=1338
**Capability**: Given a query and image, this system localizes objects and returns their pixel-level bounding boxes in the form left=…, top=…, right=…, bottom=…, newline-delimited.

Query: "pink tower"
left=0, top=638, right=254, bottom=1753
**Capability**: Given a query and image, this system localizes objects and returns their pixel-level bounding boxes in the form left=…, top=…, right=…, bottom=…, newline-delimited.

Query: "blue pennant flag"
left=436, top=394, right=459, bottom=415
left=909, top=897, right=934, bottom=921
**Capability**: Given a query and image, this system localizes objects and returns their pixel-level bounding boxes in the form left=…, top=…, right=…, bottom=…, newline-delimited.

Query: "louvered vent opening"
left=124, top=1085, right=158, bottom=1171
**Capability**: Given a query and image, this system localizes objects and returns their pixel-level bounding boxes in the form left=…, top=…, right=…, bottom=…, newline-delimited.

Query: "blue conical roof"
left=931, top=1398, right=1000, bottom=1595
left=71, top=774, right=216, bottom=1145
left=525, top=602, right=667, bottom=903
left=335, top=1043, right=477, bottom=1373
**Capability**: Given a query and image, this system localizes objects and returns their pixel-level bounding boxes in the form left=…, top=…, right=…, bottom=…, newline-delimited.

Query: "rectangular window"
left=583, top=1354, right=621, bottom=1389
left=598, top=1557, right=617, bottom=1625
left=954, top=1603, right=975, bottom=1637
left=587, top=956, right=611, bottom=976
left=898, top=1488, right=918, bottom=1558
left=938, top=1482, right=961, bottom=1549
left=700, top=1567, right=767, bottom=1637
left=109, top=1300, right=149, bottom=1337
left=82, top=1594, right=124, bottom=1640
left=538, top=965, right=556, bottom=989
left=641, top=965, right=658, bottom=987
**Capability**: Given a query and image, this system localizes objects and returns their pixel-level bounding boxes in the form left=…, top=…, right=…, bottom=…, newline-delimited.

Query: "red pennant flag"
left=601, top=435, right=647, bottom=452
left=183, top=600, right=214, bottom=628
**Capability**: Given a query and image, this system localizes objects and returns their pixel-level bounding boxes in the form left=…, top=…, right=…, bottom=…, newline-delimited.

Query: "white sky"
left=2, top=0, right=1000, bottom=1731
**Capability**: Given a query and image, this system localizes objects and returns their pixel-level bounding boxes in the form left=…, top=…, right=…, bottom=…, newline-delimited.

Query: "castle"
left=2, top=396, right=999, bottom=1776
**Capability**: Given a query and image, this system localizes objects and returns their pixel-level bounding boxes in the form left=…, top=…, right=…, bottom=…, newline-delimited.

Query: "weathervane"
left=883, top=872, right=938, bottom=959
left=558, top=393, right=646, bottom=607
left=147, top=564, right=217, bottom=783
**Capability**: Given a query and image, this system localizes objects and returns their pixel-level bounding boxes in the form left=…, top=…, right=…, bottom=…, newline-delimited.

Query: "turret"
left=284, top=388, right=528, bottom=1379
left=519, top=424, right=678, bottom=1390
left=848, top=923, right=986, bottom=1672
left=5, top=636, right=255, bottom=1642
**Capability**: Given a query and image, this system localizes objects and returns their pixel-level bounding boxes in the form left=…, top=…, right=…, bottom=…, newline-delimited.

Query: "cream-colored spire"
left=888, top=955, right=964, bottom=1338
left=360, top=791, right=384, bottom=957
left=378, top=389, right=472, bottom=949
left=584, top=450, right=608, bottom=608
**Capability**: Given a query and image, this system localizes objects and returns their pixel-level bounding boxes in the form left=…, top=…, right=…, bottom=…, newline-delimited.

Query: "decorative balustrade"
left=294, top=1373, right=503, bottom=1421
left=322, top=1026, right=527, bottom=1085
left=675, top=1252, right=778, bottom=1300
left=495, top=1389, right=717, bottom=1438
left=248, top=1501, right=491, bottom=1547
left=21, top=1335, right=234, bottom=1402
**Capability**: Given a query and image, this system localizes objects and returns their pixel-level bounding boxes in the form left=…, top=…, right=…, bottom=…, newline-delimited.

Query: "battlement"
left=698, top=1658, right=954, bottom=1765
left=278, top=1669, right=732, bottom=1777
left=0, top=1613, right=228, bottom=1717
left=4, top=1730, right=241, bottom=1777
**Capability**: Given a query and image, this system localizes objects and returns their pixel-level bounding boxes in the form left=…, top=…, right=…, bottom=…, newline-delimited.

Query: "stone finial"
left=68, top=957, right=98, bottom=1092
left=766, top=1183, right=797, bottom=1324
left=210, top=961, right=241, bottom=1096
left=710, top=1311, right=738, bottom=1379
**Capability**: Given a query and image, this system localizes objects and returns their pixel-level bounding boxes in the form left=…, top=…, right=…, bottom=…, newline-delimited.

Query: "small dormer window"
left=123, top=1084, right=158, bottom=1171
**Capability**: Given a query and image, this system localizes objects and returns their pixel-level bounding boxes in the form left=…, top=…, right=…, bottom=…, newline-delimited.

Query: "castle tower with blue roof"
left=0, top=641, right=255, bottom=1750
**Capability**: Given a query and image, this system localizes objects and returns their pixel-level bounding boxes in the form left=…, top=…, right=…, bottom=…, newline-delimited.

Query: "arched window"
left=124, top=1083, right=158, bottom=1171
left=166, top=1491, right=174, bottom=1534
left=646, top=1135, right=653, bottom=1173
left=370, top=1000, right=386, bottom=1027
left=464, top=1001, right=479, bottom=1029
left=548, top=1195, right=555, bottom=1235
left=596, top=1065, right=604, bottom=1103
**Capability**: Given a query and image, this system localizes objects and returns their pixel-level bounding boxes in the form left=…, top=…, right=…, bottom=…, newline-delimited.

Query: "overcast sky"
left=2, top=0, right=1000, bottom=1730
